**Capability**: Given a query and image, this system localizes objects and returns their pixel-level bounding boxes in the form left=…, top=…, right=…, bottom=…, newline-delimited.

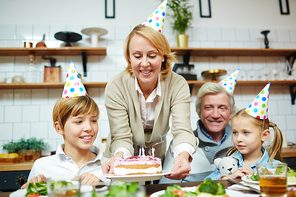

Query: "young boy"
left=21, top=61, right=108, bottom=189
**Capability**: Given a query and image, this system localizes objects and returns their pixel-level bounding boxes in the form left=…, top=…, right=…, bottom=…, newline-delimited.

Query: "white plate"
left=104, top=170, right=171, bottom=182
left=242, top=175, right=296, bottom=186
left=150, top=187, right=256, bottom=197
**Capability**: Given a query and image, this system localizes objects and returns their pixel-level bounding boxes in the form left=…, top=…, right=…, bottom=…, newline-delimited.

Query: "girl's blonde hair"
left=52, top=95, right=99, bottom=130
left=227, top=109, right=283, bottom=162
left=123, top=24, right=177, bottom=78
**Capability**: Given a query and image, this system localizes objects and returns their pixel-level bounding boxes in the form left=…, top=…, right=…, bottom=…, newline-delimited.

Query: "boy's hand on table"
left=21, top=174, right=47, bottom=189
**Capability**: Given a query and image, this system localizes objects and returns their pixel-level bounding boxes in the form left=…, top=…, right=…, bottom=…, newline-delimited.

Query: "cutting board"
left=43, top=66, right=61, bottom=82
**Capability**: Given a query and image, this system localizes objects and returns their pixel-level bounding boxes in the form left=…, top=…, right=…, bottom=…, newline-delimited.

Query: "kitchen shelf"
left=187, top=80, right=296, bottom=87
left=0, top=47, right=107, bottom=77
left=1, top=80, right=295, bottom=90
left=0, top=82, right=107, bottom=89
left=0, top=47, right=106, bottom=56
left=171, top=48, right=296, bottom=57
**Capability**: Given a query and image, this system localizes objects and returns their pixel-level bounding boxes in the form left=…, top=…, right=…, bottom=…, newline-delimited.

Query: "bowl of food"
left=47, top=177, right=93, bottom=197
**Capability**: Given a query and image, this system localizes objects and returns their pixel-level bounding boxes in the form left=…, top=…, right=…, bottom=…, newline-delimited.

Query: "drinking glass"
left=47, top=176, right=93, bottom=197
left=256, top=162, right=287, bottom=197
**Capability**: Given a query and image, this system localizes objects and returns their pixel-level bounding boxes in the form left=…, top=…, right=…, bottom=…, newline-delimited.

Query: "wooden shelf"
left=1, top=80, right=295, bottom=90
left=0, top=82, right=107, bottom=89
left=171, top=48, right=296, bottom=57
left=0, top=47, right=106, bottom=56
left=187, top=80, right=296, bottom=87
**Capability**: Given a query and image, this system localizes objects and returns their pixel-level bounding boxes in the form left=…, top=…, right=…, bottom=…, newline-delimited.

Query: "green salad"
left=159, top=179, right=226, bottom=197
left=26, top=180, right=47, bottom=196
left=250, top=168, right=296, bottom=181
left=94, top=182, right=142, bottom=197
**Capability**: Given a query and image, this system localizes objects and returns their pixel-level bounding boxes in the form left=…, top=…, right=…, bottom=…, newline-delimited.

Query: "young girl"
left=21, top=61, right=108, bottom=189
left=205, top=83, right=283, bottom=180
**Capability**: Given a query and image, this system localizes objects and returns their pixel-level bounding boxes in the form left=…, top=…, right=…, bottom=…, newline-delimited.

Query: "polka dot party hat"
left=218, top=69, right=240, bottom=94
left=245, top=82, right=270, bottom=119
left=142, top=0, right=167, bottom=33
left=62, top=60, right=87, bottom=98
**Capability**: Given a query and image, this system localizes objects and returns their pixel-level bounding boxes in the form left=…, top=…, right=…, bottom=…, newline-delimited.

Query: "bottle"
left=26, top=54, right=40, bottom=83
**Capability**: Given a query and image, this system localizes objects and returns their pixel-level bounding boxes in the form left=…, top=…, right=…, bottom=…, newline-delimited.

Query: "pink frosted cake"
left=114, top=156, right=162, bottom=176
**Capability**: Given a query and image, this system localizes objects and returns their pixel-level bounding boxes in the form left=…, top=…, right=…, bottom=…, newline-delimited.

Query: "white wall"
left=0, top=0, right=296, bottom=155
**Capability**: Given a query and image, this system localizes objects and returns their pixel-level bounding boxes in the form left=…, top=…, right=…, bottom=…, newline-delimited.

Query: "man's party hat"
left=219, top=69, right=240, bottom=94
left=245, top=82, right=270, bottom=119
left=62, top=60, right=87, bottom=98
left=142, top=0, right=167, bottom=33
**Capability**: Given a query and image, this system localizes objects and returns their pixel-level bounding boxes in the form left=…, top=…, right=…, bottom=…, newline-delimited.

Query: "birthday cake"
left=114, top=155, right=162, bottom=176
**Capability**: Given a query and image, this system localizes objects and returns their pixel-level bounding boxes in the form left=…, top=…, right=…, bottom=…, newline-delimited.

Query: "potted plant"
left=2, top=137, right=49, bottom=162
left=26, top=137, right=49, bottom=160
left=166, top=0, right=193, bottom=47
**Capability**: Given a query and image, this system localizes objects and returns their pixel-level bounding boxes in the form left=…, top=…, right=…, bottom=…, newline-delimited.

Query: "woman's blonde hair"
left=227, top=109, right=283, bottom=162
left=123, top=24, right=177, bottom=78
left=52, top=95, right=99, bottom=130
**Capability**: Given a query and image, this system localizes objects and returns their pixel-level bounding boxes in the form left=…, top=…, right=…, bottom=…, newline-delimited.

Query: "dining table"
left=1, top=179, right=295, bottom=197
left=144, top=179, right=296, bottom=197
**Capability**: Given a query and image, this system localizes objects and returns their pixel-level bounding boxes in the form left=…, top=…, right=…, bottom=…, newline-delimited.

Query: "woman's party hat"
left=62, top=60, right=87, bottom=98
left=218, top=69, right=240, bottom=94
left=245, top=82, right=270, bottom=119
left=142, top=0, right=167, bottom=33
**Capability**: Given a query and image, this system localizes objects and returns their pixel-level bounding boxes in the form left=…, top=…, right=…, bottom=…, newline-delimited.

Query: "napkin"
left=228, top=181, right=259, bottom=192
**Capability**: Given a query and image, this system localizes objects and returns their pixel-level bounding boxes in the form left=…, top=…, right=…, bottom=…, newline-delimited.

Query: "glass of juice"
left=256, top=162, right=287, bottom=197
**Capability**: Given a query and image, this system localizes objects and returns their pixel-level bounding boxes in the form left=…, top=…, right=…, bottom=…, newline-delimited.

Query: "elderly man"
left=160, top=82, right=236, bottom=183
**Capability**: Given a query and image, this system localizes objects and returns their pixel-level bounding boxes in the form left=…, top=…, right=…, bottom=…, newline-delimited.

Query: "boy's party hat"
left=62, top=60, right=87, bottom=98
left=218, top=69, right=239, bottom=94
left=245, top=82, right=270, bottom=119
left=142, top=0, right=167, bottom=33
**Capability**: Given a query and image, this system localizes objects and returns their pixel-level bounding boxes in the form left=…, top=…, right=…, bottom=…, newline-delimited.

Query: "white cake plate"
left=81, top=27, right=108, bottom=47
left=104, top=170, right=172, bottom=182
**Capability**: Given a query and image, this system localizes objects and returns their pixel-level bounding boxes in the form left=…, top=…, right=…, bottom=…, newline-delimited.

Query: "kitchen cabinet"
left=0, top=162, right=33, bottom=192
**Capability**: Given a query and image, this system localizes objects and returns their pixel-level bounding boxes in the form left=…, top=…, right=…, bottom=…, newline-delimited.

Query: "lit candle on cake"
left=152, top=147, right=155, bottom=157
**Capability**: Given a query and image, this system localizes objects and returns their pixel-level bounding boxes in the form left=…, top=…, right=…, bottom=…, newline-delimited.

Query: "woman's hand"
left=101, top=152, right=124, bottom=174
left=21, top=174, right=47, bottom=189
left=221, top=165, right=254, bottom=180
left=164, top=151, right=191, bottom=180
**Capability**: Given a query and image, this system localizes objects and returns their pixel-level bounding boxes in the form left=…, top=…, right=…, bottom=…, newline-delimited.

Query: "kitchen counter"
left=0, top=162, right=33, bottom=172
left=282, top=147, right=296, bottom=158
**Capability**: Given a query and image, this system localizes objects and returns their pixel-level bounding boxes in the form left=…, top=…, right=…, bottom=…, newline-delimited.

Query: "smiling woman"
left=102, top=23, right=198, bottom=181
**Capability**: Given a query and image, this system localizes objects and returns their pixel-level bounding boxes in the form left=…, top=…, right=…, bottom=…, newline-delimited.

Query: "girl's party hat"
left=142, top=0, right=167, bottom=33
left=218, top=69, right=239, bottom=94
left=245, top=82, right=270, bottom=119
left=62, top=60, right=87, bottom=98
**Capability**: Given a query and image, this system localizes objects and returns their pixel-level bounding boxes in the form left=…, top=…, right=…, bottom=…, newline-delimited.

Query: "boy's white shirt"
left=28, top=144, right=110, bottom=185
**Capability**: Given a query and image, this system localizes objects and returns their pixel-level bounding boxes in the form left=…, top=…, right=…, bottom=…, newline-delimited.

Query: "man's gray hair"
left=195, top=82, right=236, bottom=117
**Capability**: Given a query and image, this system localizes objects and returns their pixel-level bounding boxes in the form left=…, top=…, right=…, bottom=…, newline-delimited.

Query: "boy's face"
left=61, top=113, right=98, bottom=152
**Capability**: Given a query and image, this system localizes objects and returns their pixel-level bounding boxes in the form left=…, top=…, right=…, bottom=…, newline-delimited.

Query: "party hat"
left=245, top=82, right=270, bottom=119
left=142, top=0, right=167, bottom=33
left=62, top=60, right=87, bottom=98
left=219, top=69, right=240, bottom=94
